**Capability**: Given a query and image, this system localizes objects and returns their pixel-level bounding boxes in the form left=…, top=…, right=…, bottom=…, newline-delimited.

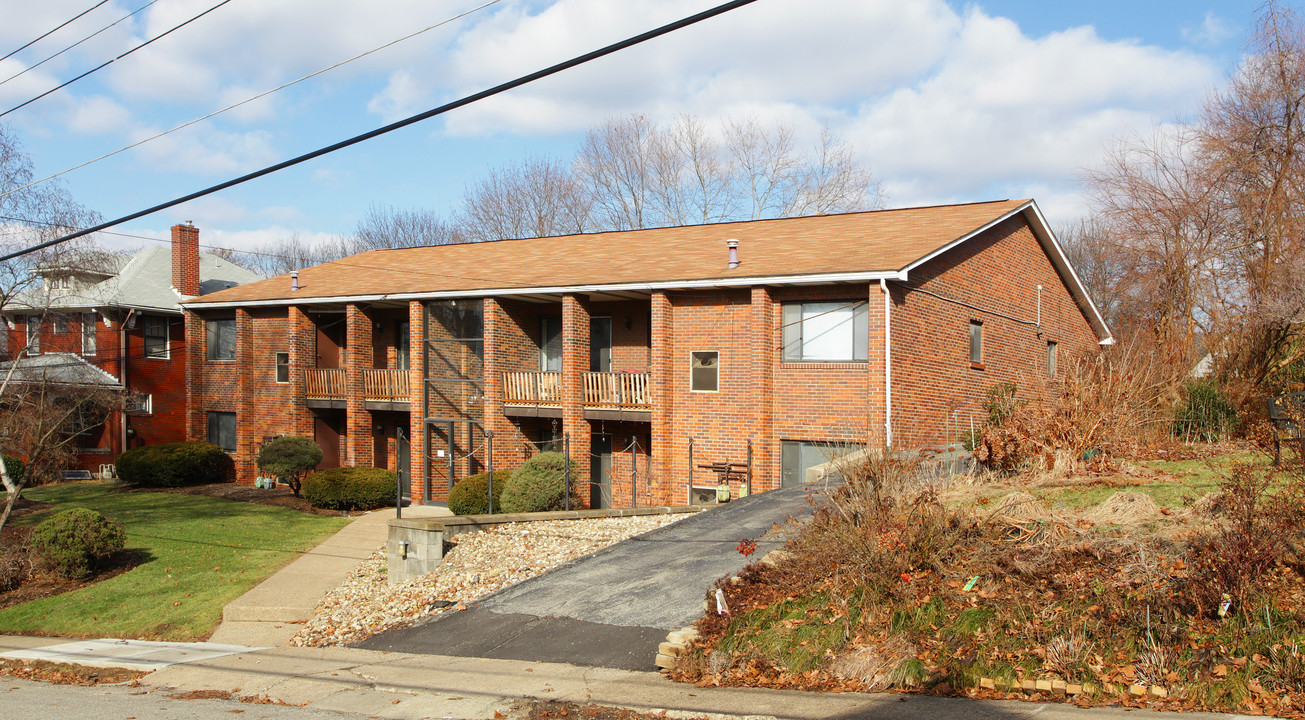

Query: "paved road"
left=358, top=485, right=817, bottom=669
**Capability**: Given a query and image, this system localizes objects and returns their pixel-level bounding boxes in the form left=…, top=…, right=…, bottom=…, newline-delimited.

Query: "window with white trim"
left=144, top=316, right=169, bottom=359
left=126, top=393, right=152, bottom=414
left=25, top=315, right=39, bottom=354
left=782, top=301, right=869, bottom=362
left=275, top=352, right=290, bottom=383
left=82, top=313, right=97, bottom=355
left=50, top=315, right=66, bottom=334
left=969, top=320, right=983, bottom=367
left=690, top=351, right=719, bottom=392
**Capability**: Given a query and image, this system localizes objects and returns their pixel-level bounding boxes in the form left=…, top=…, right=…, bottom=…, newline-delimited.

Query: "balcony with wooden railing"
left=583, top=371, right=650, bottom=409
left=499, top=370, right=650, bottom=420
left=501, top=371, right=562, bottom=407
left=303, top=368, right=410, bottom=409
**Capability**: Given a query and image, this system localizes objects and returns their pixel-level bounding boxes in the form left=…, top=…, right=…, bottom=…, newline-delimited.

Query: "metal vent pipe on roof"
left=726, top=239, right=739, bottom=269
left=290, top=270, right=299, bottom=292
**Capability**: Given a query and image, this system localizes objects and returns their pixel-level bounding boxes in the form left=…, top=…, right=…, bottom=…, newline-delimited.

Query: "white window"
left=126, top=393, right=152, bottom=414
left=144, top=316, right=169, bottom=359
left=690, top=351, right=719, bottom=392
left=275, top=352, right=290, bottom=383
left=969, top=320, right=983, bottom=367
left=782, top=302, right=869, bottom=362
left=82, top=313, right=97, bottom=356
left=539, top=316, right=562, bottom=372
left=25, top=315, right=39, bottom=355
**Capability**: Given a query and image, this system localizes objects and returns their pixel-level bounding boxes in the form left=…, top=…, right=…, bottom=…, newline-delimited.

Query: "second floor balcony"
left=501, top=370, right=650, bottom=421
left=304, top=368, right=410, bottom=411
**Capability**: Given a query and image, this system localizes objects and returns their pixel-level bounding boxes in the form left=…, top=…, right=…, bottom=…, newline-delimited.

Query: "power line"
left=0, top=0, right=760, bottom=264
left=0, top=0, right=162, bottom=89
left=0, top=0, right=111, bottom=64
left=0, top=0, right=503, bottom=200
left=0, top=0, right=235, bottom=120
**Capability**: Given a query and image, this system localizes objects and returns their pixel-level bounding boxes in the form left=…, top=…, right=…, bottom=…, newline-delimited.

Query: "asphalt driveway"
left=356, top=484, right=817, bottom=669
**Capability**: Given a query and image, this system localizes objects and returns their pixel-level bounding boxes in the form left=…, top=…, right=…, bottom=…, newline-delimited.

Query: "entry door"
left=314, top=414, right=342, bottom=469
left=396, top=426, right=410, bottom=502
left=316, top=318, right=346, bottom=368
left=590, top=433, right=613, bottom=509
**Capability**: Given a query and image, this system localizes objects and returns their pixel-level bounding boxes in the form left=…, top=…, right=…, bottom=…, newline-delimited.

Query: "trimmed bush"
left=2, top=454, right=25, bottom=485
left=447, top=470, right=513, bottom=515
left=256, top=436, right=322, bottom=497
left=115, top=442, right=234, bottom=488
left=499, top=452, right=581, bottom=514
left=302, top=467, right=396, bottom=511
left=30, top=508, right=125, bottom=579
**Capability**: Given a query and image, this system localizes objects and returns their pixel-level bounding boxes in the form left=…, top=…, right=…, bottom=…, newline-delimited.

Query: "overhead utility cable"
left=0, top=0, right=503, bottom=200
left=0, top=0, right=235, bottom=119
left=0, top=0, right=163, bottom=89
left=0, top=0, right=111, bottom=63
left=0, top=0, right=760, bottom=263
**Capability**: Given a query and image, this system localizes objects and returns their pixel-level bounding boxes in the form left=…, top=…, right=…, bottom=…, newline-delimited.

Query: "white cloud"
left=1183, top=11, right=1236, bottom=47
left=127, top=124, right=278, bottom=175
left=64, top=95, right=131, bottom=135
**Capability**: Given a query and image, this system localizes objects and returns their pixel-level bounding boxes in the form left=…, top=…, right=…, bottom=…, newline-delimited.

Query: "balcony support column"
left=407, top=301, right=427, bottom=503
left=345, top=303, right=375, bottom=467
left=649, top=290, right=674, bottom=505
left=287, top=306, right=315, bottom=439
left=561, top=294, right=591, bottom=501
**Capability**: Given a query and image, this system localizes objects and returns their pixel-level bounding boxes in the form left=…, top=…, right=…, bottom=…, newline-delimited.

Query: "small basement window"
left=690, top=351, right=719, bottom=392
left=1047, top=341, right=1058, bottom=377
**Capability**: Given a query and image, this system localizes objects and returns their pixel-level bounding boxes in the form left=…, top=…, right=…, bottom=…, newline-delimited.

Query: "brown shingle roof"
left=186, top=199, right=1030, bottom=306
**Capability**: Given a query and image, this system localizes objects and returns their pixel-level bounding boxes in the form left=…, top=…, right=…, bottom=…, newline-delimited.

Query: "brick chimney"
left=172, top=222, right=200, bottom=297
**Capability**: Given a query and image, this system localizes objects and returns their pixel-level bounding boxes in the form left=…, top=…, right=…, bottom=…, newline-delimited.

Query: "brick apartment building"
left=1, top=224, right=259, bottom=474
left=181, top=199, right=1112, bottom=507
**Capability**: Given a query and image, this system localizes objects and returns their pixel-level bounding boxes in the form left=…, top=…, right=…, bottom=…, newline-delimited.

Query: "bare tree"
left=789, top=129, right=884, bottom=216
left=575, top=115, right=659, bottom=230
left=353, top=204, right=457, bottom=251
left=1087, top=2, right=1305, bottom=387
left=456, top=157, right=592, bottom=241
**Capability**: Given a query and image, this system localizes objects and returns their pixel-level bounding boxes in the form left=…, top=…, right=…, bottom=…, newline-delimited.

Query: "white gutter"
left=880, top=279, right=892, bottom=447
left=183, top=269, right=912, bottom=310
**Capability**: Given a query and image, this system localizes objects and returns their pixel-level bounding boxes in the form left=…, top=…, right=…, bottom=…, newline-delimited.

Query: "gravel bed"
left=290, top=514, right=686, bottom=647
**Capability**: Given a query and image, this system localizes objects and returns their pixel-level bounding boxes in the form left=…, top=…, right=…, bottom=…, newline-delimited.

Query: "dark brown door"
left=315, top=317, right=346, bottom=368
left=314, top=413, right=342, bottom=469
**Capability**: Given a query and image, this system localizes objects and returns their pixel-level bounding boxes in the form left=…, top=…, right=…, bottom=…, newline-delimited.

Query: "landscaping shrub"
left=115, top=442, right=234, bottom=487
left=499, top=452, right=581, bottom=513
left=1172, top=378, right=1239, bottom=443
left=301, top=467, right=396, bottom=511
left=255, top=436, right=322, bottom=497
left=1, top=454, right=25, bottom=485
left=0, top=541, right=30, bottom=591
left=30, top=508, right=125, bottom=579
left=447, top=470, right=512, bottom=515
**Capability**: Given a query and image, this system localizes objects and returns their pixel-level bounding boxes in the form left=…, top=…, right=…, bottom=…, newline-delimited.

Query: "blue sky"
left=0, top=0, right=1267, bottom=252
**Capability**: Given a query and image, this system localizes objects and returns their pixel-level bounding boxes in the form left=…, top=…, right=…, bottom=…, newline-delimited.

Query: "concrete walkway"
left=209, top=504, right=450, bottom=647
left=0, top=635, right=1237, bottom=720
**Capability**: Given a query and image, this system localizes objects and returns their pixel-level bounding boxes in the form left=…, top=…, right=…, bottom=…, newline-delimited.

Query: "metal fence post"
left=631, top=436, right=637, bottom=509
left=687, top=436, right=694, bottom=505
left=746, top=438, right=753, bottom=496
left=563, top=433, right=571, bottom=511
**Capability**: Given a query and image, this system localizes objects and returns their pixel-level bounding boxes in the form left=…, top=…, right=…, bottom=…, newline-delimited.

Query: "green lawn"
left=0, top=483, right=350, bottom=641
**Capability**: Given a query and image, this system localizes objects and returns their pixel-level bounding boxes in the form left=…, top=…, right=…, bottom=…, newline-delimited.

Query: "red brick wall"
left=890, top=216, right=1102, bottom=450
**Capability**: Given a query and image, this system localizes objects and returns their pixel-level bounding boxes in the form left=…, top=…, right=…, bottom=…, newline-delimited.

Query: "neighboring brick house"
left=181, top=199, right=1111, bottom=507
left=1, top=224, right=259, bottom=475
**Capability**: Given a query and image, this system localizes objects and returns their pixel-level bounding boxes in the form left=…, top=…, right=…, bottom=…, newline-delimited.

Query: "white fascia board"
left=1021, top=201, right=1115, bottom=345
left=181, top=270, right=910, bottom=310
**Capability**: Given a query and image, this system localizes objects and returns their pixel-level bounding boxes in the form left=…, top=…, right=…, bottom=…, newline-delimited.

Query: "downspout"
left=880, top=279, right=892, bottom=448
left=119, top=309, right=135, bottom=459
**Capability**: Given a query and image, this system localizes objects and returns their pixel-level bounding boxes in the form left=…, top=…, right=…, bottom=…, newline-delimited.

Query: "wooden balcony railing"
left=502, top=371, right=562, bottom=405
left=304, top=368, right=409, bottom=401
left=584, top=371, right=650, bottom=408
left=304, top=368, right=345, bottom=398
left=363, top=369, right=409, bottom=400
